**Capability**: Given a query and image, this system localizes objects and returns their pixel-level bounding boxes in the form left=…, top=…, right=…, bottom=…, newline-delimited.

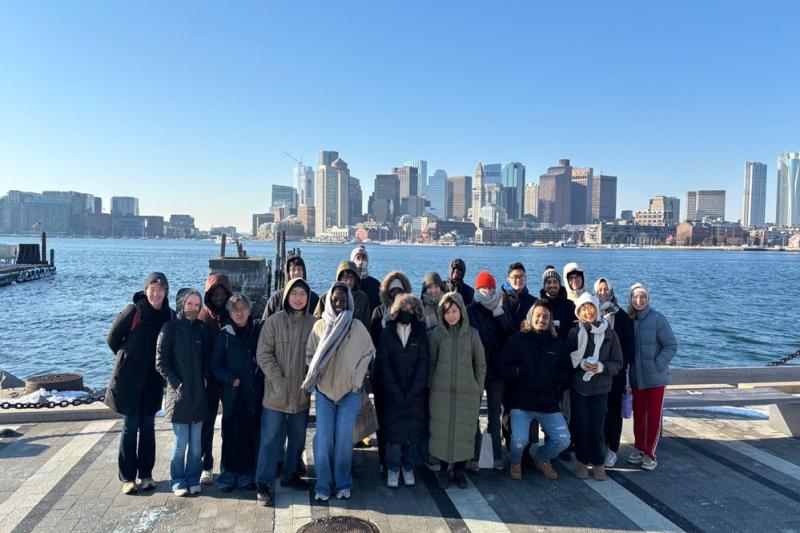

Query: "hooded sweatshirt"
left=539, top=284, right=576, bottom=341
left=351, top=246, right=381, bottom=312
left=562, top=262, right=587, bottom=303
left=369, top=270, right=412, bottom=346
left=313, top=260, right=371, bottom=328
left=421, top=272, right=445, bottom=331
left=445, top=258, right=475, bottom=306
left=262, top=255, right=320, bottom=319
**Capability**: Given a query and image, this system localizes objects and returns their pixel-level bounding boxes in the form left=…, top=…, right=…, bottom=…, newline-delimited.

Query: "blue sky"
left=1, top=1, right=798, bottom=231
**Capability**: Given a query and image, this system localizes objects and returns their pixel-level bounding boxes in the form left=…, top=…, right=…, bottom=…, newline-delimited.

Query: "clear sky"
left=1, top=1, right=798, bottom=231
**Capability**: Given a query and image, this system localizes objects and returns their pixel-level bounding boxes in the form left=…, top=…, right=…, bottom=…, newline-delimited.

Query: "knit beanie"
left=350, top=245, right=368, bottom=262
left=629, top=282, right=650, bottom=302
left=450, top=258, right=466, bottom=275
left=474, top=271, right=496, bottom=290
left=574, top=292, right=600, bottom=319
left=541, top=265, right=561, bottom=286
left=389, top=278, right=405, bottom=292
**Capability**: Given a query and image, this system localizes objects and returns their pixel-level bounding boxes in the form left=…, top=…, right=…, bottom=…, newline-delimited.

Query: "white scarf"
left=570, top=319, right=608, bottom=382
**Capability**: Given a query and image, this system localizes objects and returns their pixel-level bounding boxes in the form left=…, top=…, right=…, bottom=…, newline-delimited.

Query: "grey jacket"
left=631, top=307, right=677, bottom=389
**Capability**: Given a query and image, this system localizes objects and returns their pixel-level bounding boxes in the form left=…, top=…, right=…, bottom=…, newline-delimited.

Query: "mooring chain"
left=0, top=393, right=106, bottom=410
left=766, top=350, right=800, bottom=367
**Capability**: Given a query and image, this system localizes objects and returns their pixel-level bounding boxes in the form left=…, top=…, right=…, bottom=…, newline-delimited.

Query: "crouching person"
left=376, top=294, right=429, bottom=488
left=502, top=301, right=572, bottom=480
left=254, top=279, right=317, bottom=505
left=156, top=288, right=209, bottom=497
left=211, top=293, right=264, bottom=492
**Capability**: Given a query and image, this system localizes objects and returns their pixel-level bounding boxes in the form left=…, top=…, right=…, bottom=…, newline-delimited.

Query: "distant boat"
left=511, top=242, right=525, bottom=248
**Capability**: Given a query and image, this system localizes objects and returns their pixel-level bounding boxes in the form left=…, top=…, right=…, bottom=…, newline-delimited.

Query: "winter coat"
left=314, top=260, right=372, bottom=328
left=566, top=322, right=623, bottom=397
left=105, top=291, right=173, bottom=417
left=156, top=317, right=210, bottom=424
left=376, top=318, right=429, bottom=444
left=501, top=330, right=571, bottom=413
left=211, top=318, right=265, bottom=421
left=369, top=271, right=413, bottom=347
left=261, top=255, right=320, bottom=319
left=466, top=301, right=514, bottom=382
left=500, top=285, right=537, bottom=331
left=611, top=308, right=635, bottom=385
left=427, top=292, right=486, bottom=463
left=631, top=307, right=678, bottom=389
left=360, top=275, right=381, bottom=314
left=445, top=279, right=474, bottom=306
left=198, top=273, right=233, bottom=342
left=257, top=278, right=317, bottom=413
left=539, top=287, right=576, bottom=340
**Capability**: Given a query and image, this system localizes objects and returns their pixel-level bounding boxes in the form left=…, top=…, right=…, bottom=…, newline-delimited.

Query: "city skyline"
left=1, top=2, right=799, bottom=230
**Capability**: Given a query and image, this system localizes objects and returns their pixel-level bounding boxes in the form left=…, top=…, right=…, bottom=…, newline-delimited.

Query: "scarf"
left=566, top=286, right=586, bottom=303
left=570, top=319, right=608, bottom=382
left=301, top=283, right=354, bottom=393
left=594, top=277, right=619, bottom=329
left=355, top=258, right=369, bottom=279
left=474, top=288, right=504, bottom=317
left=422, top=292, right=440, bottom=330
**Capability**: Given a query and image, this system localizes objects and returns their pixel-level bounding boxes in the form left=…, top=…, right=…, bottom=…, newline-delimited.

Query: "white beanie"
left=574, top=292, right=600, bottom=319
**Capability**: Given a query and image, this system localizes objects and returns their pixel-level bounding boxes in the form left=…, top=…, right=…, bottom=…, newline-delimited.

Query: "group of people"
left=105, top=245, right=678, bottom=504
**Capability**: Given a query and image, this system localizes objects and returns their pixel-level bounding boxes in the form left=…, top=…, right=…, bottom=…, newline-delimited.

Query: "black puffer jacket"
left=211, top=318, right=265, bottom=421
left=539, top=287, right=576, bottom=340
left=156, top=317, right=210, bottom=424
left=466, top=301, right=514, bottom=382
left=501, top=330, right=570, bottom=413
left=566, top=323, right=623, bottom=397
left=500, top=286, right=537, bottom=331
left=376, top=318, right=429, bottom=444
left=105, top=292, right=173, bottom=417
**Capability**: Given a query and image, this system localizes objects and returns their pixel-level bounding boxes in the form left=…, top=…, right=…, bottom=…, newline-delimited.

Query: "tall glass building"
left=741, top=162, right=767, bottom=228
left=426, top=169, right=447, bottom=218
left=776, top=152, right=800, bottom=227
left=501, top=162, right=525, bottom=219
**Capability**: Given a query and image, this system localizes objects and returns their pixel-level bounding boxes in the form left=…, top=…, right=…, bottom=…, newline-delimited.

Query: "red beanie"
left=474, top=271, right=496, bottom=290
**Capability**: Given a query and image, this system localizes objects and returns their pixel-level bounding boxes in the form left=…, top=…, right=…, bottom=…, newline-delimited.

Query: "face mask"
left=355, top=258, right=368, bottom=278
left=397, top=310, right=413, bottom=325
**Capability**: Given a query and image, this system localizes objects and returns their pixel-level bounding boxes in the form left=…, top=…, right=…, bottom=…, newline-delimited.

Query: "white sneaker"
left=642, top=456, right=658, bottom=471
left=314, top=492, right=329, bottom=502
left=189, top=485, right=201, bottom=495
left=336, top=489, right=351, bottom=499
left=387, top=470, right=400, bottom=488
left=200, top=470, right=214, bottom=485
left=173, top=488, right=189, bottom=497
left=401, top=468, right=415, bottom=486
left=627, top=450, right=645, bottom=464
left=604, top=450, right=618, bottom=468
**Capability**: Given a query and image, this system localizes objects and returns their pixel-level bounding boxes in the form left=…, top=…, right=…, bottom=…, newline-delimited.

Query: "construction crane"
left=283, top=152, right=303, bottom=166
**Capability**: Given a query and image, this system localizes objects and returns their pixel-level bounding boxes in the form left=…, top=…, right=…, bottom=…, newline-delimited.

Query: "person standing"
left=303, top=282, right=375, bottom=501
left=254, top=279, right=317, bottom=505
left=210, top=293, right=264, bottom=493
left=156, top=288, right=210, bottom=496
left=428, top=292, right=486, bottom=489
left=420, top=272, right=445, bottom=332
left=563, top=263, right=587, bottom=304
left=375, top=294, right=429, bottom=488
left=593, top=278, right=635, bottom=467
left=500, top=262, right=537, bottom=331
left=539, top=266, right=575, bottom=340
left=351, top=245, right=381, bottom=313
left=262, top=253, right=319, bottom=319
left=466, top=271, right=513, bottom=472
left=626, top=283, right=677, bottom=471
left=314, top=260, right=372, bottom=328
left=566, top=293, right=623, bottom=481
left=197, top=273, right=233, bottom=484
left=105, top=272, right=174, bottom=495
left=445, top=258, right=474, bottom=306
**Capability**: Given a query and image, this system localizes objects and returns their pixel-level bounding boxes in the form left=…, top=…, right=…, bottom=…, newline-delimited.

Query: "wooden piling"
left=50, top=249, right=54, bottom=267
left=40, top=232, right=47, bottom=264
left=220, top=234, right=227, bottom=257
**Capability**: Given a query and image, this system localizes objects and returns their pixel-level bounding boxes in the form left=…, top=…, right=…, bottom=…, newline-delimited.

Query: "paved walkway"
left=2, top=406, right=800, bottom=532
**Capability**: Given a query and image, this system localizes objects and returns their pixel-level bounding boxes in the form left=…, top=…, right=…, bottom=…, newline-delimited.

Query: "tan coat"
left=305, top=318, right=375, bottom=402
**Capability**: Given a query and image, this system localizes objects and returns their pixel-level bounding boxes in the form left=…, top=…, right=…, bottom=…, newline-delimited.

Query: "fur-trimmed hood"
left=389, top=293, right=425, bottom=323
left=379, top=271, right=413, bottom=307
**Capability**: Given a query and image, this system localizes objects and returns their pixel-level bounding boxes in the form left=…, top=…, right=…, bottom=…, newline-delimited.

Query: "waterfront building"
left=538, top=159, right=572, bottom=227
left=571, top=167, right=593, bottom=225
left=524, top=183, right=539, bottom=218
left=315, top=150, right=351, bottom=236
left=686, top=190, right=726, bottom=221
left=776, top=152, right=800, bottom=227
left=447, top=175, right=472, bottom=220
left=502, top=162, right=526, bottom=219
left=426, top=169, right=447, bottom=218
left=742, top=162, right=767, bottom=228
left=111, top=196, right=139, bottom=216
left=592, top=174, right=617, bottom=221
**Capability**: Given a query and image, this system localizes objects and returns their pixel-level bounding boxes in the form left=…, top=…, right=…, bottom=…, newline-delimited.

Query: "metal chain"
left=0, top=393, right=105, bottom=410
left=766, top=350, right=800, bottom=367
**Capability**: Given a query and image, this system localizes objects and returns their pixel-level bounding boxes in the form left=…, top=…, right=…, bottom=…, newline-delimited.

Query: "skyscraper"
left=294, top=164, right=315, bottom=206
left=111, top=196, right=139, bottom=216
left=349, top=177, right=363, bottom=222
left=404, top=160, right=428, bottom=196
left=776, top=152, right=800, bottom=227
left=524, top=183, right=539, bottom=217
left=482, top=163, right=502, bottom=184
left=447, top=175, right=472, bottom=221
left=426, top=169, right=447, bottom=218
left=393, top=166, right=419, bottom=201
left=315, top=151, right=350, bottom=235
left=685, top=190, right=726, bottom=221
left=501, top=162, right=526, bottom=219
left=538, top=159, right=572, bottom=227
left=271, top=184, right=298, bottom=214
left=372, top=174, right=401, bottom=223
left=570, top=167, right=593, bottom=225
left=742, top=162, right=767, bottom=228
left=471, top=162, right=485, bottom=227
left=592, top=174, right=617, bottom=222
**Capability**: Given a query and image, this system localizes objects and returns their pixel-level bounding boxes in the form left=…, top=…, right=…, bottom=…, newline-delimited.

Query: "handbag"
left=352, top=380, right=380, bottom=444
left=621, top=368, right=633, bottom=419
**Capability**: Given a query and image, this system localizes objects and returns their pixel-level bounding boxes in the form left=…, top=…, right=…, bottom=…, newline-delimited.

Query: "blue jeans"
left=217, top=470, right=255, bottom=490
left=170, top=422, right=203, bottom=491
left=118, top=410, right=155, bottom=482
left=385, top=442, right=418, bottom=472
left=313, top=390, right=361, bottom=497
left=509, top=409, right=570, bottom=465
left=255, top=407, right=310, bottom=489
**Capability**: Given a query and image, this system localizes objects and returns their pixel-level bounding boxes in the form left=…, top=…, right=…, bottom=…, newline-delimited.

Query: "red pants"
left=632, top=386, right=665, bottom=460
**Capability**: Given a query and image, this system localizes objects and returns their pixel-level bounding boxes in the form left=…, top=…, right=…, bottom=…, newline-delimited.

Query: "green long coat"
left=427, top=292, right=486, bottom=464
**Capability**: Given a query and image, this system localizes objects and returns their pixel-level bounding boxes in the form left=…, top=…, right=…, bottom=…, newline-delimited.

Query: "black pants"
left=604, top=373, right=626, bottom=453
left=570, top=390, right=608, bottom=467
left=118, top=394, right=156, bottom=482
left=473, top=378, right=504, bottom=461
left=202, top=379, right=221, bottom=471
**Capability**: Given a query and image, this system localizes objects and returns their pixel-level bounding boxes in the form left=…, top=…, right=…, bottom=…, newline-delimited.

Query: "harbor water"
left=1, top=237, right=798, bottom=387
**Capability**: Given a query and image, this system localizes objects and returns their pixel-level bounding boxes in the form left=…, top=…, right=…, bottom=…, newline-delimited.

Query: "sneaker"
left=426, top=458, right=441, bottom=472
left=401, top=468, right=415, bottom=486
left=280, top=474, right=310, bottom=490
left=627, top=450, right=645, bottom=465
left=592, top=465, right=607, bottom=481
left=466, top=459, right=480, bottom=472
left=122, top=481, right=138, bottom=495
left=575, top=462, right=589, bottom=479
left=437, top=469, right=450, bottom=489
left=173, top=488, right=189, bottom=497
left=510, top=464, right=522, bottom=480
left=189, top=485, right=201, bottom=495
left=493, top=459, right=505, bottom=472
left=533, top=458, right=558, bottom=480
left=200, top=470, right=214, bottom=485
left=387, top=470, right=400, bottom=488
left=336, top=489, right=351, bottom=499
left=314, top=492, right=329, bottom=502
left=604, top=450, right=618, bottom=468
left=642, top=456, right=658, bottom=471
left=139, top=478, right=156, bottom=491
left=453, top=469, right=468, bottom=489
left=257, top=487, right=273, bottom=506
